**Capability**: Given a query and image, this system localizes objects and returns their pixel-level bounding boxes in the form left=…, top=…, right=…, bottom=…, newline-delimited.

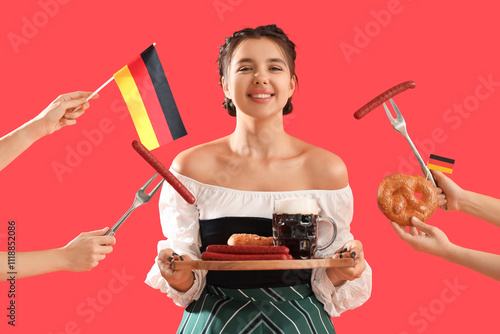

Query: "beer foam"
left=274, top=198, right=318, bottom=214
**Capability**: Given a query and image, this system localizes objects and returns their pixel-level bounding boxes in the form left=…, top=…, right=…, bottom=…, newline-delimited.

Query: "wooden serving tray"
left=171, top=258, right=354, bottom=271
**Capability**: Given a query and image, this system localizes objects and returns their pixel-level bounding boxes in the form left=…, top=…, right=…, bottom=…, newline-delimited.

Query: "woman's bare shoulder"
left=298, top=140, right=349, bottom=190
left=171, top=137, right=229, bottom=181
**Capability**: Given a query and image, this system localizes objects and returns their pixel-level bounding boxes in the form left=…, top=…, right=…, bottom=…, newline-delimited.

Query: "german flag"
left=427, top=154, right=455, bottom=174
left=113, top=44, right=187, bottom=150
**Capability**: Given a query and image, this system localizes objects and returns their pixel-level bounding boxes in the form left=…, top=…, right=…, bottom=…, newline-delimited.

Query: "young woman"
left=146, top=24, right=371, bottom=333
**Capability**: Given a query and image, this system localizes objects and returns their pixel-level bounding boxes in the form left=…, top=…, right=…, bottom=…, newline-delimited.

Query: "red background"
left=1, top=0, right=499, bottom=333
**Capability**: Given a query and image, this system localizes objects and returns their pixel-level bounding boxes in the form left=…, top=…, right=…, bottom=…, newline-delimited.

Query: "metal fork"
left=105, top=173, right=164, bottom=236
left=383, top=98, right=437, bottom=187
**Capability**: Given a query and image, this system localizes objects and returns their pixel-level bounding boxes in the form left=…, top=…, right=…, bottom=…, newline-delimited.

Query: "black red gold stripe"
left=113, top=44, right=186, bottom=150
left=427, top=154, right=455, bottom=174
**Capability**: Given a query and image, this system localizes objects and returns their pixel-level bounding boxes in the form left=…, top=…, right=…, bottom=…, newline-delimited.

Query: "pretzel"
left=377, top=174, right=437, bottom=226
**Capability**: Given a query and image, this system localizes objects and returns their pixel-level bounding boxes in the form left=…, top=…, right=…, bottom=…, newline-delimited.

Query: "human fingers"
left=410, top=217, right=435, bottom=235
left=158, top=248, right=175, bottom=260
left=434, top=186, right=449, bottom=206
left=391, top=223, right=417, bottom=247
left=343, top=240, right=362, bottom=252
left=437, top=195, right=447, bottom=207
left=59, top=118, right=76, bottom=127
left=96, top=245, right=114, bottom=255
left=62, top=112, right=84, bottom=126
left=60, top=97, right=88, bottom=110
left=179, top=253, right=193, bottom=261
left=335, top=245, right=347, bottom=254
left=58, top=91, right=96, bottom=102
left=95, top=254, right=106, bottom=262
left=432, top=170, right=459, bottom=194
left=80, top=227, right=110, bottom=237
left=390, top=221, right=408, bottom=239
left=352, top=256, right=366, bottom=277
left=409, top=225, right=419, bottom=236
left=431, top=170, right=448, bottom=184
left=64, top=110, right=85, bottom=120
left=336, top=240, right=363, bottom=260
left=64, top=105, right=87, bottom=120
left=158, top=249, right=176, bottom=277
left=95, top=236, right=116, bottom=247
left=158, top=249, right=176, bottom=267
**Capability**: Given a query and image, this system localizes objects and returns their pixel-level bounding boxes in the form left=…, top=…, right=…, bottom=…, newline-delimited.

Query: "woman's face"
left=222, top=37, right=296, bottom=119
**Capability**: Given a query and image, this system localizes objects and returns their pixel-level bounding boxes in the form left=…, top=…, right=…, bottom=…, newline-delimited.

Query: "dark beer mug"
left=272, top=198, right=337, bottom=259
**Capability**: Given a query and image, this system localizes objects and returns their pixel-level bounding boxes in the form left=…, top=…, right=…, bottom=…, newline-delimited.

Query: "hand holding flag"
left=77, top=44, right=187, bottom=150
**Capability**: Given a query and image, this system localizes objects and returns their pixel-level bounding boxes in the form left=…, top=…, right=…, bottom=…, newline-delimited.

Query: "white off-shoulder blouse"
left=145, top=169, right=372, bottom=317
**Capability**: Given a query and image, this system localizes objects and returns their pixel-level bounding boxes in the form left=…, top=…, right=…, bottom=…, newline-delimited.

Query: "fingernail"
left=179, top=256, right=184, bottom=261
left=172, top=252, right=179, bottom=256
left=167, top=256, right=173, bottom=262
left=339, top=253, right=343, bottom=258
left=411, top=217, right=418, bottom=223
left=351, top=252, right=356, bottom=259
left=339, top=248, right=348, bottom=254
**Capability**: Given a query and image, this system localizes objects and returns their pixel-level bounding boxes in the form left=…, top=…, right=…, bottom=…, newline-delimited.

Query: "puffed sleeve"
left=310, top=186, right=372, bottom=317
left=144, top=175, right=207, bottom=307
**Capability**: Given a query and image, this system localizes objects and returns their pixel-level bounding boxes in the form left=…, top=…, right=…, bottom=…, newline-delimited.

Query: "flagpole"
left=73, top=76, right=114, bottom=112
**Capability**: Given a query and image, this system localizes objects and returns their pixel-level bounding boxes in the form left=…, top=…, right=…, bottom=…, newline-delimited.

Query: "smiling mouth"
left=248, top=94, right=274, bottom=98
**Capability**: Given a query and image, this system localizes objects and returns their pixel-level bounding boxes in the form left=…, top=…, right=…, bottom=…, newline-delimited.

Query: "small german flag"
left=427, top=154, right=455, bottom=174
left=113, top=44, right=187, bottom=150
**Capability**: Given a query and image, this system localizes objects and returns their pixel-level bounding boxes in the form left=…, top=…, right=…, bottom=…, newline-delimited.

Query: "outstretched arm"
left=0, top=91, right=97, bottom=171
left=391, top=217, right=500, bottom=282
left=0, top=227, right=115, bottom=282
left=457, top=191, right=500, bottom=227
left=433, top=170, right=500, bottom=227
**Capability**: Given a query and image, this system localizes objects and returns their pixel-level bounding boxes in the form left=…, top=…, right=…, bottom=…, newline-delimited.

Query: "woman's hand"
left=326, top=240, right=366, bottom=287
left=432, top=170, right=465, bottom=212
left=158, top=248, right=195, bottom=292
left=391, top=217, right=453, bottom=258
left=33, top=91, right=98, bottom=137
left=60, top=227, right=116, bottom=272
left=0, top=91, right=98, bottom=171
